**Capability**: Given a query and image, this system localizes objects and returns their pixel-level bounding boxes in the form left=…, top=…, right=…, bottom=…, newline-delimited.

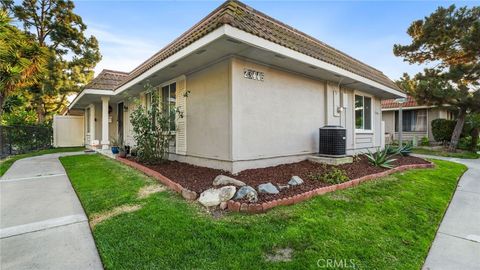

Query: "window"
left=145, top=92, right=152, bottom=109
left=355, top=94, right=372, bottom=130
left=161, top=82, right=176, bottom=130
left=395, top=109, right=427, bottom=132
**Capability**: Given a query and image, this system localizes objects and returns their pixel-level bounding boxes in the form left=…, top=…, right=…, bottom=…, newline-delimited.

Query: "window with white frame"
left=355, top=94, right=372, bottom=131
left=161, top=82, right=176, bottom=130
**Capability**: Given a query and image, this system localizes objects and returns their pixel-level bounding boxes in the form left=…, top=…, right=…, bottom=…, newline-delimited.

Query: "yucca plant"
left=365, top=147, right=397, bottom=169
left=397, top=143, right=413, bottom=156
left=385, top=144, right=401, bottom=156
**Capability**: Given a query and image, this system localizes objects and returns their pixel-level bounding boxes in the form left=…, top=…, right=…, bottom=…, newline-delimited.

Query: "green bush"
left=322, top=167, right=350, bottom=184
left=129, top=82, right=185, bottom=164
left=420, top=136, right=430, bottom=146
left=431, top=119, right=456, bottom=142
left=308, top=167, right=349, bottom=184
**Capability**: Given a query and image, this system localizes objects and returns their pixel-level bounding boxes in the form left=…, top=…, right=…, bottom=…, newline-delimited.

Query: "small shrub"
left=322, top=167, right=350, bottom=184
left=420, top=137, right=429, bottom=146
left=431, top=119, right=456, bottom=142
left=308, top=167, right=349, bottom=185
left=365, top=148, right=397, bottom=169
left=458, top=136, right=472, bottom=151
left=129, top=82, right=185, bottom=164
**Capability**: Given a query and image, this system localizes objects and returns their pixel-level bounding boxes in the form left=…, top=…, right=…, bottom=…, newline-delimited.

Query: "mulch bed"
left=127, top=155, right=430, bottom=203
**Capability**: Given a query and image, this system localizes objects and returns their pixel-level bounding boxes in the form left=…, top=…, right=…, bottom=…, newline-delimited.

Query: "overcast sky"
left=75, top=0, right=478, bottom=81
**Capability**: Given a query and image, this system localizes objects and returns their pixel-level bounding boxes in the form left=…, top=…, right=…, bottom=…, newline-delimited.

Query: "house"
left=381, top=96, right=454, bottom=144
left=66, top=0, right=405, bottom=173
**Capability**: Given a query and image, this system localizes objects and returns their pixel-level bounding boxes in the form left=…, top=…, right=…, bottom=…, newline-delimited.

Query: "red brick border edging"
left=117, top=156, right=434, bottom=213
left=117, top=157, right=185, bottom=193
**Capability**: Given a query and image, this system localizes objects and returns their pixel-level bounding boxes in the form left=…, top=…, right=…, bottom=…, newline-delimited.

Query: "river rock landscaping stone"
left=219, top=186, right=236, bottom=202
left=198, top=188, right=221, bottom=207
left=181, top=189, right=198, bottom=201
left=258, top=182, right=279, bottom=194
left=198, top=186, right=236, bottom=207
left=219, top=201, right=228, bottom=210
left=213, top=175, right=246, bottom=187
left=234, top=185, right=258, bottom=202
left=288, top=176, right=304, bottom=186
left=277, top=184, right=289, bottom=190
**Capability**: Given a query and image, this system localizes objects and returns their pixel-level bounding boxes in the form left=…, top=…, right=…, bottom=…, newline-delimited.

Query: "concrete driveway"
left=418, top=155, right=480, bottom=270
left=0, top=152, right=103, bottom=270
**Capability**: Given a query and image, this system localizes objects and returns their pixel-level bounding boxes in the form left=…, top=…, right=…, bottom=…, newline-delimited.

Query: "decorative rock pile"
left=197, top=175, right=305, bottom=208
left=198, top=186, right=236, bottom=207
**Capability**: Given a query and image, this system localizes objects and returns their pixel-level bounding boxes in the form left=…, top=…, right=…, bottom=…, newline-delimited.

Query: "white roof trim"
left=68, top=89, right=114, bottom=110
left=71, top=24, right=405, bottom=109
left=112, top=26, right=228, bottom=96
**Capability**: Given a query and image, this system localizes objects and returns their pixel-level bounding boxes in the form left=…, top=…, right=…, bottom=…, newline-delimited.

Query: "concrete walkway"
left=417, top=154, right=480, bottom=270
left=0, top=152, right=103, bottom=270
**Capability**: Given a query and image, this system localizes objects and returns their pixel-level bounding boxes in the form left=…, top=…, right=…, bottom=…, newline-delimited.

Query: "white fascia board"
left=68, top=89, right=114, bottom=110
left=224, top=25, right=406, bottom=98
left=381, top=105, right=432, bottom=112
left=113, top=26, right=228, bottom=96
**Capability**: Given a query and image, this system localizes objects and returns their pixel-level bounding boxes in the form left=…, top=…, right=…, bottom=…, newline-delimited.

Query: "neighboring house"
left=381, top=96, right=455, bottom=143
left=66, top=0, right=405, bottom=173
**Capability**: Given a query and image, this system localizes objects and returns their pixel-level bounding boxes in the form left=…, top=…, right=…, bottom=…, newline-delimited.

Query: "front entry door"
left=117, top=103, right=124, bottom=143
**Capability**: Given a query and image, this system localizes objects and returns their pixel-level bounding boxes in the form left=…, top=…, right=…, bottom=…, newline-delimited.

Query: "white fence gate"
left=53, top=115, right=85, bottom=147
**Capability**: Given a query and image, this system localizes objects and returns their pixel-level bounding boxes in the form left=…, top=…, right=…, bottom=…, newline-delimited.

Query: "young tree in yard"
left=394, top=5, right=480, bottom=151
left=130, top=82, right=186, bottom=164
left=2, top=0, right=101, bottom=123
left=0, top=10, right=48, bottom=121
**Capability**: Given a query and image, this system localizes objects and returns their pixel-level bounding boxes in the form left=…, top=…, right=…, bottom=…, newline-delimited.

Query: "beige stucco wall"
left=185, top=59, right=231, bottom=162
left=84, top=56, right=387, bottom=172
left=231, top=58, right=325, bottom=162
left=228, top=57, right=383, bottom=171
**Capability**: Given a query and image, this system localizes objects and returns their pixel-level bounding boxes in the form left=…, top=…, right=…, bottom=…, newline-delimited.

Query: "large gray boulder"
left=198, top=186, right=236, bottom=207
left=258, top=182, right=279, bottom=194
left=234, top=185, right=258, bottom=203
left=213, top=175, right=246, bottom=187
left=288, top=176, right=304, bottom=186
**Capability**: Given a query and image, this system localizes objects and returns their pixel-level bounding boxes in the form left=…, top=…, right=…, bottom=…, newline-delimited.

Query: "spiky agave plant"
left=365, top=147, right=397, bottom=169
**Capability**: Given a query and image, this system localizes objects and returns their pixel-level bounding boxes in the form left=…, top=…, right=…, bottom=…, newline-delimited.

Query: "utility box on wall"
left=318, top=126, right=346, bottom=156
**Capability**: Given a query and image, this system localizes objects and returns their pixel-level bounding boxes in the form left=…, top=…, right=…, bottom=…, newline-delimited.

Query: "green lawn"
left=0, top=147, right=85, bottom=176
left=61, top=154, right=466, bottom=270
left=413, top=147, right=479, bottom=159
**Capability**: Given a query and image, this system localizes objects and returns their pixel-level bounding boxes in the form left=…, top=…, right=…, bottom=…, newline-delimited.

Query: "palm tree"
left=0, top=10, right=48, bottom=120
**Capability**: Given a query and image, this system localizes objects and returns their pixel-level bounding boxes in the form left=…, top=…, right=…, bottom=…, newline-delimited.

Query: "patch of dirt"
left=90, top=204, right=142, bottom=228
left=128, top=155, right=430, bottom=203
left=264, top=248, right=293, bottom=262
left=138, top=184, right=166, bottom=199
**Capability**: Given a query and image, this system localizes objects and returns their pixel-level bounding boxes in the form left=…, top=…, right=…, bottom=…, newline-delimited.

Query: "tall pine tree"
left=394, top=5, right=480, bottom=151
left=2, top=0, right=101, bottom=123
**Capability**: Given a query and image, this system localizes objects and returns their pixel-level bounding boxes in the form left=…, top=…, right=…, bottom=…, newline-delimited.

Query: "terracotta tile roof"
left=85, top=69, right=128, bottom=90
left=93, top=0, right=401, bottom=92
left=381, top=96, right=419, bottom=109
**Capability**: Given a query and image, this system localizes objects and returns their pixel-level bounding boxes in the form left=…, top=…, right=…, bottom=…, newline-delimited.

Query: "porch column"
left=89, top=104, right=95, bottom=145
left=101, top=96, right=110, bottom=149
